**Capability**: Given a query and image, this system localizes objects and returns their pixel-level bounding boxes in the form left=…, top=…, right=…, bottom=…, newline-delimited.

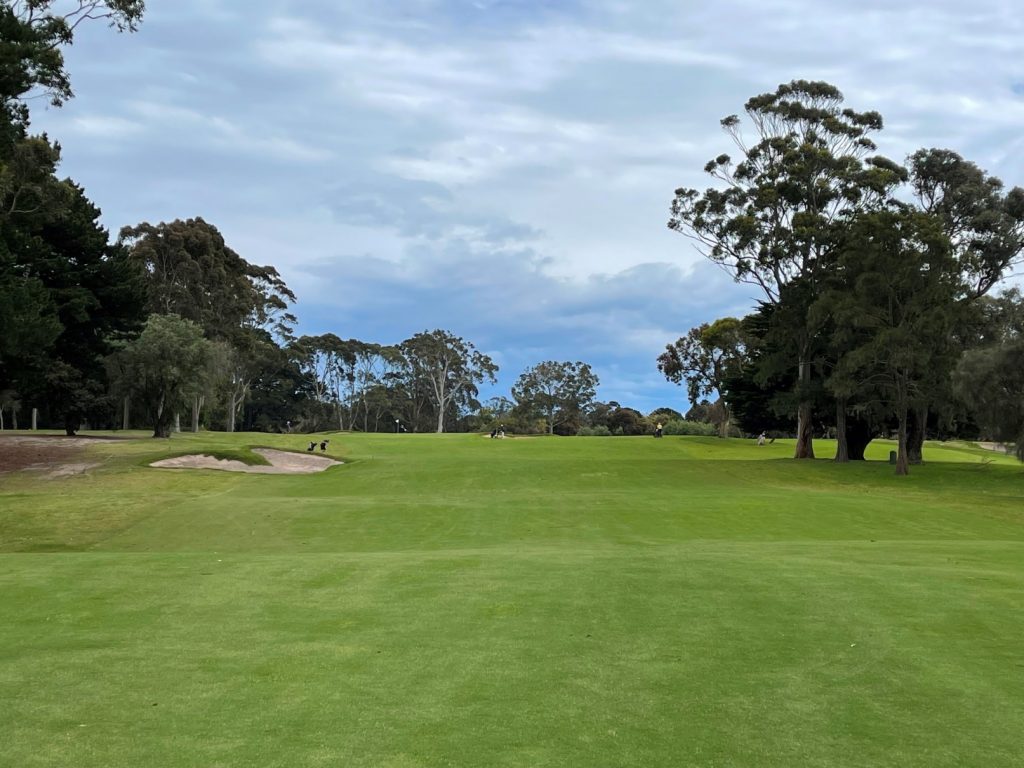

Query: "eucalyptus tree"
left=112, top=314, right=210, bottom=439
left=292, top=333, right=355, bottom=430
left=658, top=317, right=744, bottom=437
left=668, top=80, right=906, bottom=458
left=512, top=361, right=599, bottom=435
left=119, top=218, right=296, bottom=428
left=399, top=329, right=497, bottom=433
left=901, top=149, right=1024, bottom=462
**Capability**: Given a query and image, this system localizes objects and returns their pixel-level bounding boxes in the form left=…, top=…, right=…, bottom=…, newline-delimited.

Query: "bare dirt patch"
left=150, top=448, right=341, bottom=474
left=0, top=435, right=114, bottom=476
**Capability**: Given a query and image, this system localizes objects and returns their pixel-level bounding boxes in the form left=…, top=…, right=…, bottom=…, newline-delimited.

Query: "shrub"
left=577, top=425, right=613, bottom=436
left=662, top=419, right=717, bottom=436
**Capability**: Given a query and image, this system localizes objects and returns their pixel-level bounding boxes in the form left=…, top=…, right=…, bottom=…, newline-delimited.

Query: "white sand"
left=150, top=448, right=341, bottom=474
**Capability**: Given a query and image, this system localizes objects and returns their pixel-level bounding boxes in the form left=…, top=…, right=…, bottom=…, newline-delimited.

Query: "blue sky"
left=32, top=0, right=1024, bottom=413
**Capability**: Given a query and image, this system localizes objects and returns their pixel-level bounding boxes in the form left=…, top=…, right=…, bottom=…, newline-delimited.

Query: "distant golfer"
left=320, top=440, right=329, bottom=451
left=655, top=422, right=663, bottom=438
left=308, top=441, right=316, bottom=452
left=757, top=432, right=766, bottom=446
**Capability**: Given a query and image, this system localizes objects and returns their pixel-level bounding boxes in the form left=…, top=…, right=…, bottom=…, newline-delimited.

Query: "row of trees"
left=0, top=2, right=643, bottom=439
left=662, top=81, right=1024, bottom=473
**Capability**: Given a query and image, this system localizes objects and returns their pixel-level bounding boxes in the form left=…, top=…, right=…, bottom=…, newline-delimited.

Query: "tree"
left=292, top=333, right=355, bottom=430
left=112, top=314, right=210, bottom=438
left=119, top=218, right=296, bottom=342
left=658, top=317, right=744, bottom=437
left=120, top=218, right=296, bottom=428
left=902, top=149, right=1024, bottom=462
left=955, top=340, right=1024, bottom=461
left=399, top=330, right=497, bottom=433
left=668, top=80, right=905, bottom=458
left=606, top=405, right=647, bottom=436
left=512, top=360, right=599, bottom=435
left=1, top=177, right=144, bottom=433
left=0, top=1, right=144, bottom=112
left=815, top=209, right=960, bottom=475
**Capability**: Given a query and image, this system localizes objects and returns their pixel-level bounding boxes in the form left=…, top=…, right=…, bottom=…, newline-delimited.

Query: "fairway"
left=2, top=433, right=1023, bottom=767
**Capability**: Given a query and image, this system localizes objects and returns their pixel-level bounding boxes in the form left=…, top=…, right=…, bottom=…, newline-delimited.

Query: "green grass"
left=1, top=431, right=1023, bottom=767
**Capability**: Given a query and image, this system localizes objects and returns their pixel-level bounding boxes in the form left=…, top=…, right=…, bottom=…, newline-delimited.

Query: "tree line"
left=2, top=13, right=1019, bottom=458
left=661, top=81, right=1024, bottom=473
left=0, top=3, right=608, bottom=438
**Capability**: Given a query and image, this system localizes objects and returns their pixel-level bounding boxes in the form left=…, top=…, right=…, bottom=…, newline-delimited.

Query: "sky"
left=31, top=0, right=1024, bottom=414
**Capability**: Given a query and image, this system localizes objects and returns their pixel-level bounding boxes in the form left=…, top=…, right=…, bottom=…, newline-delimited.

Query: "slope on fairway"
left=1, top=433, right=1022, bottom=768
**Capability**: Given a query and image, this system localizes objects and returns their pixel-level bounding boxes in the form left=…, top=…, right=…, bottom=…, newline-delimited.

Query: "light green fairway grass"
left=1, top=432, right=1023, bottom=767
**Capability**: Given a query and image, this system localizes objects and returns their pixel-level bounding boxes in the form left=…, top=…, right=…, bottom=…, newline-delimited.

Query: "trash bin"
left=888, top=450, right=897, bottom=464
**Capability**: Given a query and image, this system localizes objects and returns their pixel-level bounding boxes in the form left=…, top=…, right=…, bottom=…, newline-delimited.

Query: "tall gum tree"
left=512, top=360, right=599, bottom=435
left=119, top=218, right=296, bottom=430
left=903, top=149, right=1024, bottom=463
left=399, top=329, right=497, bottom=434
left=668, top=80, right=905, bottom=459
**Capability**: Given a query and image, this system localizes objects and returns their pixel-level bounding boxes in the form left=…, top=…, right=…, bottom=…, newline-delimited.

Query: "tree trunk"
left=435, top=397, right=445, bottom=433
left=191, top=394, right=202, bottom=433
left=845, top=414, right=872, bottom=461
left=834, top=401, right=849, bottom=462
left=227, top=391, right=237, bottom=432
left=153, top=394, right=171, bottom=438
left=12, top=407, right=18, bottom=430
left=907, top=406, right=926, bottom=465
left=896, top=405, right=910, bottom=476
left=122, top=396, right=130, bottom=431
left=174, top=412, right=181, bottom=433
left=794, top=360, right=815, bottom=459
left=0, top=406, right=4, bottom=430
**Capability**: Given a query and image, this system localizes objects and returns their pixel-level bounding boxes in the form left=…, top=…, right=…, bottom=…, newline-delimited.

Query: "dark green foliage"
left=669, top=80, right=906, bottom=459
left=909, top=149, right=1024, bottom=299
left=399, top=329, right=497, bottom=433
left=0, top=173, right=145, bottom=433
left=512, top=360, right=599, bottom=435
left=119, top=218, right=296, bottom=343
left=112, top=314, right=210, bottom=438
left=658, top=317, right=744, bottom=437
left=0, top=0, right=145, bottom=430
left=813, top=209, right=961, bottom=474
left=955, top=341, right=1024, bottom=460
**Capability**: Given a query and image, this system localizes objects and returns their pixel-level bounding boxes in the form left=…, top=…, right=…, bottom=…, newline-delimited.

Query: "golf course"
left=1, top=432, right=1022, bottom=767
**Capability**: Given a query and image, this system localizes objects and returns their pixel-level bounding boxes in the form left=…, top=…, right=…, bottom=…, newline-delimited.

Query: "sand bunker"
left=150, top=448, right=341, bottom=474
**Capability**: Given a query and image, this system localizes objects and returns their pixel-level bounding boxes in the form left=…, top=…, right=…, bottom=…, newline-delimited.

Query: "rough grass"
left=1, top=432, right=1022, bottom=767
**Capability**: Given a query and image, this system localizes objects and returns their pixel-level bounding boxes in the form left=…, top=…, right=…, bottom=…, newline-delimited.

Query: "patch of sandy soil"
left=975, top=442, right=1012, bottom=454
left=0, top=435, right=117, bottom=477
left=150, top=448, right=341, bottom=474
